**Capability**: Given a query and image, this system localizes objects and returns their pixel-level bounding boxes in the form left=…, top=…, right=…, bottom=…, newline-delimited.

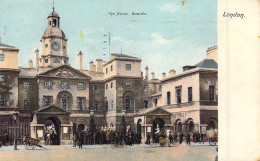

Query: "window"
left=126, top=82, right=131, bottom=88
left=63, top=46, right=66, bottom=49
left=0, top=94, right=5, bottom=106
left=155, top=99, right=158, bottom=107
left=167, top=92, right=171, bottom=105
left=209, top=86, right=215, bottom=101
left=106, top=102, right=108, bottom=111
left=44, top=81, right=51, bottom=87
left=111, top=100, right=114, bottom=109
left=176, top=88, right=182, bottom=104
left=144, top=100, right=148, bottom=108
left=62, top=98, right=68, bottom=110
left=62, top=82, right=68, bottom=89
left=111, top=82, right=113, bottom=88
left=53, top=19, right=56, bottom=27
left=106, top=84, right=108, bottom=90
left=78, top=82, right=84, bottom=89
left=0, top=54, right=4, bottom=61
left=93, top=101, right=98, bottom=111
left=106, top=68, right=108, bottom=73
left=45, top=44, right=48, bottom=48
left=24, top=100, right=30, bottom=110
left=93, top=84, right=98, bottom=90
left=159, top=85, right=162, bottom=91
left=144, top=85, right=149, bottom=90
left=125, top=64, right=131, bottom=70
left=78, top=98, right=84, bottom=110
left=125, top=99, right=131, bottom=109
left=0, top=75, right=4, bottom=82
left=45, top=59, right=48, bottom=63
left=23, top=82, right=29, bottom=88
left=110, top=65, right=113, bottom=71
left=54, top=59, right=60, bottom=63
left=44, top=96, right=52, bottom=106
left=188, top=87, right=192, bottom=102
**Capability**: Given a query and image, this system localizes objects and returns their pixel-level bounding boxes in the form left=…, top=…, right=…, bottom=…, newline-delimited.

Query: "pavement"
left=0, top=143, right=218, bottom=161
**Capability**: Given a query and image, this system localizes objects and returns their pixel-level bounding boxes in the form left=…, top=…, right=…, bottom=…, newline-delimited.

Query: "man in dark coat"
left=186, top=132, right=191, bottom=145
left=146, top=133, right=150, bottom=145
left=169, top=133, right=173, bottom=144
left=179, top=131, right=184, bottom=144
left=200, top=132, right=204, bottom=144
left=196, top=131, right=200, bottom=144
left=100, top=130, right=104, bottom=144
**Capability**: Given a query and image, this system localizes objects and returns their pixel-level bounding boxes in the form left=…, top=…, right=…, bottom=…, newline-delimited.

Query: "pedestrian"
left=200, top=133, right=204, bottom=144
left=73, top=133, right=77, bottom=147
left=146, top=133, right=150, bottom=145
left=196, top=131, right=201, bottom=144
left=169, top=133, right=173, bottom=144
left=186, top=132, right=191, bottom=145
left=193, top=132, right=196, bottom=143
left=179, top=131, right=184, bottom=144
left=100, top=130, right=104, bottom=144
left=78, top=133, right=83, bottom=149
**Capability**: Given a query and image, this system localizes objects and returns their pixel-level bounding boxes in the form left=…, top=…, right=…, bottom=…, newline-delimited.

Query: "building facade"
left=0, top=7, right=218, bottom=144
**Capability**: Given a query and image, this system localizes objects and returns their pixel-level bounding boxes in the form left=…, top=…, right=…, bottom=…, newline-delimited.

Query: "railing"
left=0, top=123, right=30, bottom=145
left=164, top=101, right=218, bottom=109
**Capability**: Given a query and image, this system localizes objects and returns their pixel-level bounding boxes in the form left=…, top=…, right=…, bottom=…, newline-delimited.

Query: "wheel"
left=209, top=138, right=217, bottom=146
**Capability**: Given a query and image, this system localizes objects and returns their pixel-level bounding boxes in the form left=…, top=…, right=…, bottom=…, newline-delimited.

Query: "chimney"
left=96, top=59, right=103, bottom=72
left=35, top=49, right=39, bottom=69
left=169, top=69, right=176, bottom=77
left=77, top=51, right=83, bottom=70
left=151, top=72, right=155, bottom=79
left=206, top=45, right=218, bottom=63
left=110, top=54, right=116, bottom=60
left=29, top=59, right=33, bottom=68
left=162, top=73, right=166, bottom=79
left=93, top=64, right=96, bottom=71
left=145, top=66, right=149, bottom=80
left=89, top=61, right=95, bottom=72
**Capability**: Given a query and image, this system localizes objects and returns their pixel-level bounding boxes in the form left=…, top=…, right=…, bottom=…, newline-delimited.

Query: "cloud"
left=151, top=33, right=173, bottom=44
left=161, top=2, right=180, bottom=13
left=112, top=36, right=123, bottom=41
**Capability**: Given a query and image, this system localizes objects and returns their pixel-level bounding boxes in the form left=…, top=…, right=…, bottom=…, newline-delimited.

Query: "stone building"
left=0, top=6, right=218, bottom=144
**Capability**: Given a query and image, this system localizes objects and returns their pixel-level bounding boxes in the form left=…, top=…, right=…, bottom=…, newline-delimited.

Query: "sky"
left=0, top=0, right=217, bottom=77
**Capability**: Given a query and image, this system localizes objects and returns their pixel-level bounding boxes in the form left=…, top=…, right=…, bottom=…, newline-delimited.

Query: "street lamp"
left=89, top=109, right=95, bottom=133
left=12, top=112, right=18, bottom=150
left=121, top=109, right=126, bottom=136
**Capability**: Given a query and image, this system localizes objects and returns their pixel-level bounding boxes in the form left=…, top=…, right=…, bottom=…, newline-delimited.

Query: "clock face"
left=51, top=41, right=60, bottom=51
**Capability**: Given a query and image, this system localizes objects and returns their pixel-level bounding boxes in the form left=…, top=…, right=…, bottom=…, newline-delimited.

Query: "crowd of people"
left=178, top=131, right=205, bottom=145
left=0, top=131, right=9, bottom=147
left=73, top=127, right=142, bottom=149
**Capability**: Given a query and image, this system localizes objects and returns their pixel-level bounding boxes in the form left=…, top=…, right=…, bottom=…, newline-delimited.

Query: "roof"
left=0, top=43, right=19, bottom=51
left=136, top=107, right=172, bottom=116
left=194, top=59, right=218, bottom=69
left=112, top=53, right=137, bottom=58
left=34, top=104, right=70, bottom=114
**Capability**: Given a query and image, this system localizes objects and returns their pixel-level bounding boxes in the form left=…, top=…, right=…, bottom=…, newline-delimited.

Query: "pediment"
left=37, top=65, right=91, bottom=79
left=35, top=105, right=70, bottom=114
left=146, top=107, right=172, bottom=116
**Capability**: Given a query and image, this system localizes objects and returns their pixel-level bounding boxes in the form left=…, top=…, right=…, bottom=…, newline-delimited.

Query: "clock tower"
left=39, top=7, right=68, bottom=68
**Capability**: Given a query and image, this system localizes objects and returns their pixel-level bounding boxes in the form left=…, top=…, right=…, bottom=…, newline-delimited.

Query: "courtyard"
left=0, top=143, right=217, bottom=161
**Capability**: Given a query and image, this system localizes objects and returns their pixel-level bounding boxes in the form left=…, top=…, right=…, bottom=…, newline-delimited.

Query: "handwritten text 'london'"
left=108, top=12, right=147, bottom=17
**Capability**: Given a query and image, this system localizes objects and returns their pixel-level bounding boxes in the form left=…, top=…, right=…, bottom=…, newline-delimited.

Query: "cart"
left=206, top=129, right=218, bottom=146
left=23, top=136, right=46, bottom=150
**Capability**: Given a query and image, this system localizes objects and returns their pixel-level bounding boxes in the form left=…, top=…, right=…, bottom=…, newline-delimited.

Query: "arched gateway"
left=30, top=105, right=72, bottom=145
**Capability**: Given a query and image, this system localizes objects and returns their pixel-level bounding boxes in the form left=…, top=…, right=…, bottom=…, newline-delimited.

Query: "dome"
left=42, top=27, right=66, bottom=39
left=48, top=11, right=60, bottom=18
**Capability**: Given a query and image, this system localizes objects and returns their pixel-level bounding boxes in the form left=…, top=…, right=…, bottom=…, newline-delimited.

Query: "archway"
left=44, top=117, right=61, bottom=145
left=137, top=119, right=142, bottom=134
left=78, top=124, right=85, bottom=132
left=187, top=118, right=195, bottom=132
left=207, top=118, right=218, bottom=130
left=152, top=118, right=165, bottom=142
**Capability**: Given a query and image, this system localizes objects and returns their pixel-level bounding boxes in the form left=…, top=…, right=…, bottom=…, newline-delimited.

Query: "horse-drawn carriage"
left=206, top=129, right=218, bottom=146
left=23, top=136, right=46, bottom=150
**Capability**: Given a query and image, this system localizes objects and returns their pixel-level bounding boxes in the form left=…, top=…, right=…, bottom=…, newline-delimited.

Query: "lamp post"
left=121, top=109, right=126, bottom=135
left=89, top=109, right=95, bottom=133
left=12, top=112, right=18, bottom=150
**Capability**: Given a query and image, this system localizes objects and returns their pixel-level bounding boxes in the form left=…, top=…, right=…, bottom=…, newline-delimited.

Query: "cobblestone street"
left=0, top=144, right=217, bottom=161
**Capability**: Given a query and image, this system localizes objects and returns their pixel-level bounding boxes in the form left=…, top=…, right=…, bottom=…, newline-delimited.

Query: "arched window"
left=53, top=19, right=57, bottom=27
left=178, top=122, right=182, bottom=132
left=208, top=120, right=215, bottom=130
left=188, top=121, right=194, bottom=132
left=123, top=91, right=134, bottom=110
